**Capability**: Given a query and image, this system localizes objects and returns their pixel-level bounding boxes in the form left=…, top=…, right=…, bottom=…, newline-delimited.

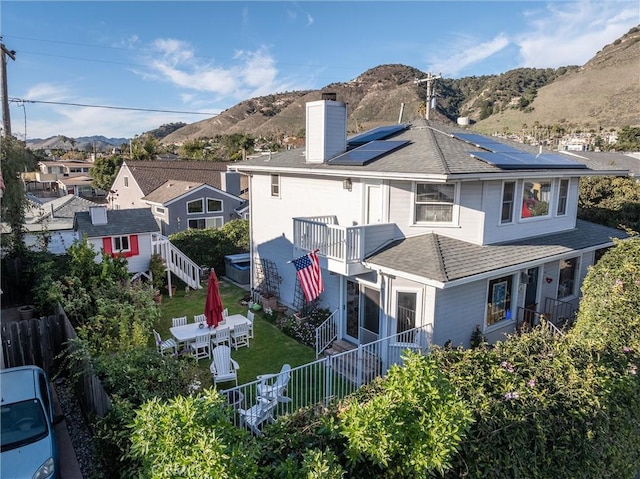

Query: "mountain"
left=161, top=26, right=639, bottom=144
left=27, top=135, right=129, bottom=152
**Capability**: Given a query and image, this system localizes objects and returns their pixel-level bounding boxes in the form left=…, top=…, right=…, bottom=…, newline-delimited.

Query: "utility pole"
left=415, top=72, right=441, bottom=121
left=1, top=38, right=16, bottom=137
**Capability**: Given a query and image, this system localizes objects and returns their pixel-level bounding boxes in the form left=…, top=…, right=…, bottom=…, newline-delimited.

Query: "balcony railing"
left=293, top=216, right=397, bottom=274
left=221, top=325, right=432, bottom=435
left=516, top=297, right=577, bottom=334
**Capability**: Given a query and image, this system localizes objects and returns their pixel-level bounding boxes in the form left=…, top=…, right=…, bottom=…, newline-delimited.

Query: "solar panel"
left=329, top=140, right=409, bottom=166
left=452, top=132, right=522, bottom=153
left=470, top=151, right=588, bottom=169
left=347, top=124, right=408, bottom=147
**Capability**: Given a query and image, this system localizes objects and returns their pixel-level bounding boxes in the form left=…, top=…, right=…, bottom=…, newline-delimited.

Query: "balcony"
left=293, top=216, right=398, bottom=276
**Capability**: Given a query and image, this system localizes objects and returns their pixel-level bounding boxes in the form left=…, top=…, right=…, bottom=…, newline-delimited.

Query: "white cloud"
left=427, top=34, right=510, bottom=77
left=516, top=0, right=640, bottom=68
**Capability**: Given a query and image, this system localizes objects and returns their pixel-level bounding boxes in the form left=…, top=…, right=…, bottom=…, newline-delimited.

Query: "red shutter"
left=103, top=237, right=113, bottom=255
left=127, top=235, right=139, bottom=257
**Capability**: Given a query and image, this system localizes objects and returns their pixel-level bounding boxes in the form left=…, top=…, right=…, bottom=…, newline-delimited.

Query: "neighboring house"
left=109, top=160, right=248, bottom=234
left=230, top=98, right=633, bottom=349
left=22, top=159, right=106, bottom=199
left=73, top=206, right=202, bottom=289
left=23, top=195, right=101, bottom=254
left=74, top=206, right=160, bottom=274
left=142, top=180, right=245, bottom=236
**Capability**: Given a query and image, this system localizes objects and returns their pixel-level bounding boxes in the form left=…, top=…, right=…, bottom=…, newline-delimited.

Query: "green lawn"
left=153, top=279, right=316, bottom=386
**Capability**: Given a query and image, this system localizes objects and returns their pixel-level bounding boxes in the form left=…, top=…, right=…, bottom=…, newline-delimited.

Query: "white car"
left=1, top=366, right=63, bottom=479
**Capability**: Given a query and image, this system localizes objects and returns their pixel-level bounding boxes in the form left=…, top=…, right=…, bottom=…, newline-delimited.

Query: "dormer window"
left=414, top=183, right=455, bottom=223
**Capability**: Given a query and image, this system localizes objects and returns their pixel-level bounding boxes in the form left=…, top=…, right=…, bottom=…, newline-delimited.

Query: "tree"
left=90, top=155, right=123, bottom=191
left=0, top=136, right=36, bottom=253
left=613, top=126, right=640, bottom=151
left=131, top=134, right=159, bottom=161
left=578, top=176, right=640, bottom=233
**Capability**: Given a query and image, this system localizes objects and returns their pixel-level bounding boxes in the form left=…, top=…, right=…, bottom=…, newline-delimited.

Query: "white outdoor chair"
left=222, top=308, right=229, bottom=318
left=238, top=395, right=278, bottom=436
left=210, top=345, right=239, bottom=387
left=193, top=313, right=206, bottom=324
left=211, top=326, right=231, bottom=348
left=256, top=364, right=291, bottom=403
left=172, top=316, right=188, bottom=327
left=153, top=329, right=176, bottom=356
left=246, top=310, right=255, bottom=339
left=190, top=332, right=211, bottom=361
left=171, top=315, right=189, bottom=351
left=231, top=322, right=250, bottom=350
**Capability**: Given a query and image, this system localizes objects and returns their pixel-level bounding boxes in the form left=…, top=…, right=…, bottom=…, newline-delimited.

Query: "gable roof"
left=142, top=180, right=205, bottom=204
left=123, top=160, right=232, bottom=195
left=365, top=220, right=630, bottom=284
left=230, top=120, right=629, bottom=180
left=26, top=195, right=100, bottom=224
left=74, top=208, right=159, bottom=238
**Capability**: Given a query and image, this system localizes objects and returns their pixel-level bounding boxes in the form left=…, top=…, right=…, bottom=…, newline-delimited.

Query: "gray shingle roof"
left=26, top=195, right=100, bottom=224
left=142, top=180, right=205, bottom=203
left=365, top=220, right=630, bottom=283
left=74, top=208, right=159, bottom=238
left=232, top=120, right=629, bottom=178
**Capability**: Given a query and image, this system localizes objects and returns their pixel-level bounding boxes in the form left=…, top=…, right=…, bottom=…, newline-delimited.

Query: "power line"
left=8, top=98, right=219, bottom=116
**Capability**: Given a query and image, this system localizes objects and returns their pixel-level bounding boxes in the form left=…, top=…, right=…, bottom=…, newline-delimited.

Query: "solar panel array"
left=328, top=140, right=410, bottom=166
left=347, top=124, right=408, bottom=147
left=452, top=132, right=588, bottom=170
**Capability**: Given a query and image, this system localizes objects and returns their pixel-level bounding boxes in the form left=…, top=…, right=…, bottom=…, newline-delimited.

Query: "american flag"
left=292, top=250, right=324, bottom=302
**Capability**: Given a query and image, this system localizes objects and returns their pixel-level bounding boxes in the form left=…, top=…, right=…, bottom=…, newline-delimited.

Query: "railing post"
left=324, top=357, right=332, bottom=407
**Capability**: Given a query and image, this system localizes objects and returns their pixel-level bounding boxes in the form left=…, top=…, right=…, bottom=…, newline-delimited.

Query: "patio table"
left=170, top=314, right=251, bottom=344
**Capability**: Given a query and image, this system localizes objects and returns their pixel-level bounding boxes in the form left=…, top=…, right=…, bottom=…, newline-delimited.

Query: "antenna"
left=414, top=73, right=442, bottom=121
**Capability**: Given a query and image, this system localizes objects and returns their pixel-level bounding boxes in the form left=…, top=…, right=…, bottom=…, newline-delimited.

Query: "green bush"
left=128, top=389, right=259, bottom=478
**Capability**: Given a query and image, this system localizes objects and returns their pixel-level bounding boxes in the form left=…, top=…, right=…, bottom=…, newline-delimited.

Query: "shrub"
left=276, top=307, right=331, bottom=347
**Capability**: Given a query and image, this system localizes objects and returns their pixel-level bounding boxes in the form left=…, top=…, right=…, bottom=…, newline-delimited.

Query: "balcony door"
left=365, top=183, right=382, bottom=224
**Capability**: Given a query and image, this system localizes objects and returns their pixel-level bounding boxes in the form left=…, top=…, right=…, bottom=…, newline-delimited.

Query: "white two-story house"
left=230, top=98, right=631, bottom=348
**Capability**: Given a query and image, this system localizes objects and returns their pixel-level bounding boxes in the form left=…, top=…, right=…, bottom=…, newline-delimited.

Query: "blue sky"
left=1, top=1, right=638, bottom=140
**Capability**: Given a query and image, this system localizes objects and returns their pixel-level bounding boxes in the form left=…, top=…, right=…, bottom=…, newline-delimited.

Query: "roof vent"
left=321, top=92, right=337, bottom=101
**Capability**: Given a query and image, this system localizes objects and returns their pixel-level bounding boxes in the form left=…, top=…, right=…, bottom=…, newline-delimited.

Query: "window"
left=113, top=235, right=130, bottom=252
left=487, top=275, right=514, bottom=326
left=187, top=199, right=204, bottom=214
left=558, top=257, right=578, bottom=299
left=188, top=217, right=224, bottom=229
left=396, top=292, right=417, bottom=333
left=271, top=174, right=280, bottom=197
left=415, top=183, right=455, bottom=223
left=155, top=206, right=165, bottom=215
left=557, top=179, right=569, bottom=215
left=207, top=198, right=222, bottom=212
left=521, top=180, right=551, bottom=218
left=124, top=176, right=129, bottom=187
left=500, top=181, right=516, bottom=224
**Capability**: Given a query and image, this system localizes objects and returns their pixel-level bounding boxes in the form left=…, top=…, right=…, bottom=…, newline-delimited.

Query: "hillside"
left=161, top=26, right=639, bottom=145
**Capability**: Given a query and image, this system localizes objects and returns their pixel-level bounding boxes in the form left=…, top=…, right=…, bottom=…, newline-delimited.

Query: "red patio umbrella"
left=204, top=269, right=224, bottom=328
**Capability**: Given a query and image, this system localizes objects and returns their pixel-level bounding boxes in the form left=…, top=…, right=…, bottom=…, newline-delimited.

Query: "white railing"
left=315, top=309, right=339, bottom=358
left=221, top=325, right=432, bottom=435
left=293, top=217, right=396, bottom=263
left=151, top=233, right=202, bottom=290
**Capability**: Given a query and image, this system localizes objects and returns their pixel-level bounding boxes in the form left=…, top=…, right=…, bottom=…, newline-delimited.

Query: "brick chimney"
left=305, top=94, right=347, bottom=164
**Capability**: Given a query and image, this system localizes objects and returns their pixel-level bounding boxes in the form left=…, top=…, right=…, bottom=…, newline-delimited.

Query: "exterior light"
left=343, top=178, right=352, bottom=191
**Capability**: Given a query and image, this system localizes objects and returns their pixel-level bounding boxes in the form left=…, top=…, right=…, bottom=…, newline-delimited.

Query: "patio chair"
left=238, top=395, right=278, bottom=436
left=190, top=332, right=211, bottom=361
left=211, top=326, right=231, bottom=348
left=171, top=315, right=190, bottom=351
left=153, top=329, right=176, bottom=356
left=256, top=364, right=291, bottom=403
left=231, top=322, right=250, bottom=350
left=210, top=345, right=239, bottom=387
left=246, top=310, right=255, bottom=339
left=193, top=313, right=206, bottom=323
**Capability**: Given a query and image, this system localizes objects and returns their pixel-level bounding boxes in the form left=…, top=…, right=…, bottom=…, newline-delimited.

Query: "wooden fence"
left=1, top=303, right=111, bottom=419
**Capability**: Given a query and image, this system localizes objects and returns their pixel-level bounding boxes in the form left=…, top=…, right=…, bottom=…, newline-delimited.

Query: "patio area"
left=153, top=278, right=316, bottom=386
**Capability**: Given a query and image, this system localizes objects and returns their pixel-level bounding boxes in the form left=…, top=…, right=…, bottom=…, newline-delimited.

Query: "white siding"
left=483, top=178, right=578, bottom=244
left=433, top=282, right=489, bottom=347
left=110, top=163, right=146, bottom=209
left=250, top=172, right=360, bottom=308
left=86, top=233, right=153, bottom=274
left=24, top=231, right=78, bottom=255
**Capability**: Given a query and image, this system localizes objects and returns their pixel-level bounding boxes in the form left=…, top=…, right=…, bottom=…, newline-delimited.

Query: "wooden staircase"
left=151, top=233, right=202, bottom=290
